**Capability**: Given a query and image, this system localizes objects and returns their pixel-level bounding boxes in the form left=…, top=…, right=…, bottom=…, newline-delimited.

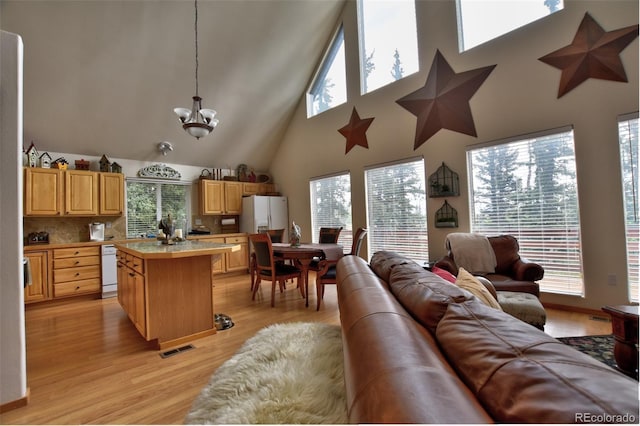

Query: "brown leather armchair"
left=434, top=234, right=544, bottom=297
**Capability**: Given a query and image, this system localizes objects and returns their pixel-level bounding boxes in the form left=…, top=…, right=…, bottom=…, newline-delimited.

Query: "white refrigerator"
left=240, top=195, right=289, bottom=242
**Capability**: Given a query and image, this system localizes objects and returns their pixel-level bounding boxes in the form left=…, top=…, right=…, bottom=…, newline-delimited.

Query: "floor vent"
left=589, top=315, right=611, bottom=322
left=160, top=344, right=195, bottom=359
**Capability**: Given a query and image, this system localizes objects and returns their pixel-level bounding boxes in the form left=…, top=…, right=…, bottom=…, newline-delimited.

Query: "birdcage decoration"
left=429, top=162, right=459, bottom=197
left=435, top=200, right=458, bottom=228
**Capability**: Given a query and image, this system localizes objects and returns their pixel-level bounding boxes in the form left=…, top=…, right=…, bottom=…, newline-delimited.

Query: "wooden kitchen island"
left=114, top=240, right=240, bottom=349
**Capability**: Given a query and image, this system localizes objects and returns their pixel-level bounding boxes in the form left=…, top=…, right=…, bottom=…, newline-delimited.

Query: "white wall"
left=0, top=30, right=27, bottom=407
left=270, top=0, right=639, bottom=310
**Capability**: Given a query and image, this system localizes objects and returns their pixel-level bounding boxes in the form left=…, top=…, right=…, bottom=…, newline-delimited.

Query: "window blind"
left=126, top=180, right=191, bottom=238
left=309, top=172, right=352, bottom=250
left=619, top=114, right=639, bottom=302
left=364, top=158, right=428, bottom=262
left=468, top=128, right=583, bottom=295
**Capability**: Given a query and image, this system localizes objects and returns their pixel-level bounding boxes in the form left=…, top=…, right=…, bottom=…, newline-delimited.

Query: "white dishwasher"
left=101, top=244, right=118, bottom=298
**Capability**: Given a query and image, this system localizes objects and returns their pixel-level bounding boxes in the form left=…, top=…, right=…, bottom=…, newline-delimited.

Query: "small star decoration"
left=539, top=12, right=639, bottom=98
left=338, top=107, right=374, bottom=154
left=396, top=50, right=496, bottom=150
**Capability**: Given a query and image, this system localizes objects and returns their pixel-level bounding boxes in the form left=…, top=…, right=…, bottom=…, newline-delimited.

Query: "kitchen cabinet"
left=117, top=251, right=146, bottom=336
left=199, top=180, right=242, bottom=215
left=24, top=168, right=124, bottom=217
left=24, top=250, right=51, bottom=303
left=52, top=246, right=101, bottom=298
left=199, top=234, right=248, bottom=274
left=24, top=168, right=63, bottom=216
left=65, top=170, right=99, bottom=215
left=242, top=183, right=260, bottom=196
left=99, top=172, right=124, bottom=215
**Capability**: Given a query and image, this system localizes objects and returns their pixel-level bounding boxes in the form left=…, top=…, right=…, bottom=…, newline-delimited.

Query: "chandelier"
left=174, top=0, right=218, bottom=139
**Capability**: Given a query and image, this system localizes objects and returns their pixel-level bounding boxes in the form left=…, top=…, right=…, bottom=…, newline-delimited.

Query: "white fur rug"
left=185, top=322, right=347, bottom=424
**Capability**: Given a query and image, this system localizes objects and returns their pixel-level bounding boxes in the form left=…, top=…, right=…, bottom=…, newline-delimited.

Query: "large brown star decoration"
left=396, top=50, right=496, bottom=150
left=539, top=12, right=639, bottom=98
left=338, top=107, right=374, bottom=154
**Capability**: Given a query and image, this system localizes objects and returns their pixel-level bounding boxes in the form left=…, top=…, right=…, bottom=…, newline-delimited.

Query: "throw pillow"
left=431, top=266, right=457, bottom=283
left=455, top=267, right=502, bottom=310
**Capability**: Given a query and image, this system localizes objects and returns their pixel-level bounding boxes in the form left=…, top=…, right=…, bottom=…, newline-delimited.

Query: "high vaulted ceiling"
left=1, top=0, right=345, bottom=170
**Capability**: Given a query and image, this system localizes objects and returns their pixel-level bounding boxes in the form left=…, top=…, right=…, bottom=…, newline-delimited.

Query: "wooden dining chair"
left=250, top=229, right=287, bottom=291
left=315, top=227, right=367, bottom=310
left=319, top=227, right=343, bottom=243
left=249, top=233, right=302, bottom=307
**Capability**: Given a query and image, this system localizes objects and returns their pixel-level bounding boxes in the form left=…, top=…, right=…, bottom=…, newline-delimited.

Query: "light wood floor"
left=1, top=272, right=611, bottom=425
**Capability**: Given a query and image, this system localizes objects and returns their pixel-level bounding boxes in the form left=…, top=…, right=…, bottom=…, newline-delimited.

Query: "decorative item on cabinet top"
left=429, top=162, right=459, bottom=198
left=137, top=164, right=181, bottom=180
left=74, top=159, right=90, bottom=170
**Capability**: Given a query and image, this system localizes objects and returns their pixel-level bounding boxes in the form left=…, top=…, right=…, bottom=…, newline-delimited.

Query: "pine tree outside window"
left=467, top=126, right=583, bottom=295
left=309, top=172, right=352, bottom=250
left=126, top=179, right=191, bottom=238
left=618, top=113, right=639, bottom=302
left=357, top=0, right=418, bottom=94
left=364, top=157, right=428, bottom=262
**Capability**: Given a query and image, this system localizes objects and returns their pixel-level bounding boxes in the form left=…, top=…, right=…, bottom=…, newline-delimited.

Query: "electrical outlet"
left=106, top=222, right=112, bottom=229
left=195, top=218, right=202, bottom=226
left=607, top=273, right=617, bottom=286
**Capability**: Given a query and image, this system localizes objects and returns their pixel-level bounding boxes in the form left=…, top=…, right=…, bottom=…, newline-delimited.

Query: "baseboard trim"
left=542, top=302, right=610, bottom=318
left=0, top=388, right=30, bottom=413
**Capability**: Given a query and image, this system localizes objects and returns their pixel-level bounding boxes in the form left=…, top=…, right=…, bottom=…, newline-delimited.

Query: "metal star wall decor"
left=539, top=12, right=639, bottom=98
left=396, top=50, right=496, bottom=150
left=338, top=107, right=374, bottom=154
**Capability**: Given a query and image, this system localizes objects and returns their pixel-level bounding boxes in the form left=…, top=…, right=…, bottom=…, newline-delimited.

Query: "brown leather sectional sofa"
left=336, top=251, right=639, bottom=423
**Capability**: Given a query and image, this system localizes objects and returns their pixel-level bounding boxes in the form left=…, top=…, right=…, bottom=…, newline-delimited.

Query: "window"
left=126, top=179, right=191, bottom=238
left=456, top=0, right=564, bottom=52
left=467, top=127, right=583, bottom=295
left=619, top=113, right=639, bottom=302
left=357, top=0, right=419, bottom=94
left=310, top=172, right=352, bottom=250
left=365, top=158, right=428, bottom=262
left=307, top=25, right=347, bottom=117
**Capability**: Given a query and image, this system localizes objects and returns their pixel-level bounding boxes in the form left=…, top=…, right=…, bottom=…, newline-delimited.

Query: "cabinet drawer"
left=54, top=278, right=101, bottom=297
left=54, top=246, right=100, bottom=258
left=125, top=254, right=144, bottom=274
left=54, top=256, right=100, bottom=269
left=54, top=264, right=101, bottom=283
left=225, top=236, right=247, bottom=244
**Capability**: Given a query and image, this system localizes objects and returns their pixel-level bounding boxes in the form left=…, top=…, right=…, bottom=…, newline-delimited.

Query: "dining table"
left=271, top=243, right=344, bottom=307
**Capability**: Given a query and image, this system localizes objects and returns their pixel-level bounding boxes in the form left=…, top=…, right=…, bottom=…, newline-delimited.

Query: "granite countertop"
left=23, top=233, right=246, bottom=251
left=115, top=240, right=240, bottom=260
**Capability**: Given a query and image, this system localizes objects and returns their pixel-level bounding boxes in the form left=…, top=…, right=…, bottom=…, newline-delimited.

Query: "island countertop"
left=115, top=240, right=240, bottom=260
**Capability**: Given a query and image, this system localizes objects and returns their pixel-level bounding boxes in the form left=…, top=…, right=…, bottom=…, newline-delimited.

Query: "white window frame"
left=357, top=0, right=419, bottom=95
left=364, top=157, right=428, bottom=262
left=307, top=24, right=347, bottom=118
left=467, top=126, right=583, bottom=296
left=125, top=178, right=192, bottom=238
left=309, top=171, right=353, bottom=250
left=618, top=112, right=640, bottom=303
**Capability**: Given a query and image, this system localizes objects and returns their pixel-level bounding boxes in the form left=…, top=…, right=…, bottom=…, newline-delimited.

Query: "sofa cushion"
left=436, top=300, right=640, bottom=423
left=431, top=265, right=456, bottom=283
left=369, top=250, right=414, bottom=282
left=455, top=268, right=502, bottom=310
left=388, top=261, right=471, bottom=334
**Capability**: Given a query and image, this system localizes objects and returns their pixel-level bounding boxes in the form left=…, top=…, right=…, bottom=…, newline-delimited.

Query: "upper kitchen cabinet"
left=65, top=170, right=99, bottom=215
left=24, top=168, right=125, bottom=217
left=99, top=172, right=124, bottom=216
left=199, top=180, right=242, bottom=215
left=24, top=168, right=63, bottom=216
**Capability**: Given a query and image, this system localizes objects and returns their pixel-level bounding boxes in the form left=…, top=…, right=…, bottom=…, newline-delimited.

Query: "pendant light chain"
left=194, top=0, right=199, bottom=97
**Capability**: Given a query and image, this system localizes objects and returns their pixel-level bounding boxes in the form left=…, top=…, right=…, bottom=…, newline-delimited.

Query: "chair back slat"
left=250, top=233, right=273, bottom=269
left=350, top=227, right=368, bottom=256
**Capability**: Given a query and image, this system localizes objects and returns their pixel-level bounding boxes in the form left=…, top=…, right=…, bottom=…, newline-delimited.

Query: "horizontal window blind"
left=619, top=115, right=639, bottom=302
left=468, top=128, right=583, bottom=295
left=309, top=173, right=352, bottom=250
left=365, top=158, right=428, bottom=262
left=126, top=180, right=191, bottom=238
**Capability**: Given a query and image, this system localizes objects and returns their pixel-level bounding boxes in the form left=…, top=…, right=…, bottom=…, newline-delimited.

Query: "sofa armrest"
left=474, top=275, right=498, bottom=300
left=434, top=255, right=458, bottom=275
left=512, top=258, right=544, bottom=281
